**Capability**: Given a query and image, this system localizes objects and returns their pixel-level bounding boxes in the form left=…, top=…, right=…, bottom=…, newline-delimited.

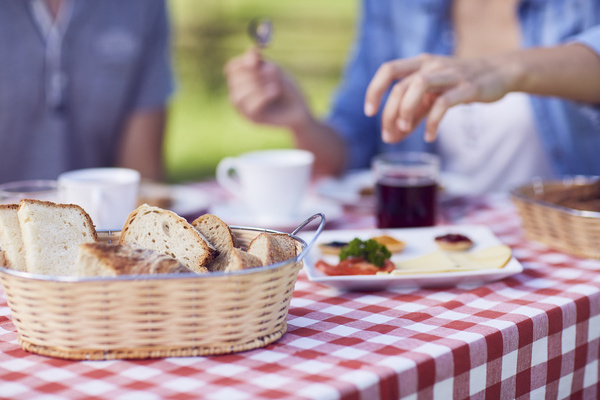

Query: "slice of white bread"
left=119, top=204, right=216, bottom=274
left=0, top=204, right=26, bottom=271
left=191, top=213, right=237, bottom=272
left=247, top=233, right=298, bottom=266
left=18, top=199, right=98, bottom=276
left=225, top=248, right=263, bottom=272
left=77, top=242, right=197, bottom=277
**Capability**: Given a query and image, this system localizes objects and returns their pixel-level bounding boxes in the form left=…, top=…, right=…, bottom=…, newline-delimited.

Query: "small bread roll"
left=372, top=235, right=406, bottom=253
left=434, top=234, right=474, bottom=251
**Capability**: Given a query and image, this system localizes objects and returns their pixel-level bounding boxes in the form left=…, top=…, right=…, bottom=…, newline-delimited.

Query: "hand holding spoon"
left=248, top=17, right=273, bottom=49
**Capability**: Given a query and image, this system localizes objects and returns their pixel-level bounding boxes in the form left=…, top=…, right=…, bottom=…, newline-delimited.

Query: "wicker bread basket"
left=511, top=176, right=600, bottom=259
left=0, top=214, right=325, bottom=360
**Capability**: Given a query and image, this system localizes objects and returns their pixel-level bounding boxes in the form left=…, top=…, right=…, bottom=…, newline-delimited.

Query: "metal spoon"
left=248, top=17, right=273, bottom=49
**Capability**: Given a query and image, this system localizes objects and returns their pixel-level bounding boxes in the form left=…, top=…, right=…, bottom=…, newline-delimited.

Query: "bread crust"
left=0, top=204, right=26, bottom=271
left=191, top=214, right=237, bottom=272
left=18, top=199, right=98, bottom=276
left=77, top=242, right=195, bottom=277
left=225, top=248, right=263, bottom=272
left=247, top=233, right=298, bottom=266
left=119, top=204, right=216, bottom=273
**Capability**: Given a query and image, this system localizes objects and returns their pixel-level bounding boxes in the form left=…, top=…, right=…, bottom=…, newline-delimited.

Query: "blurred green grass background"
left=164, top=0, right=357, bottom=183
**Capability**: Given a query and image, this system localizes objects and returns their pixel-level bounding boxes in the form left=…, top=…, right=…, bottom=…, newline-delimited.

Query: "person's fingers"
left=364, top=57, right=425, bottom=117
left=402, top=93, right=438, bottom=139
left=424, top=83, right=477, bottom=142
left=226, top=59, right=276, bottom=89
left=224, top=47, right=261, bottom=76
left=243, top=46, right=262, bottom=68
left=228, top=78, right=263, bottom=107
left=380, top=81, right=409, bottom=143
left=242, top=84, right=280, bottom=118
left=398, top=70, right=459, bottom=131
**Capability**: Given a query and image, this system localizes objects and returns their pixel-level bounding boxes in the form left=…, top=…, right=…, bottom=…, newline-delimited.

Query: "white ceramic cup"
left=58, top=168, right=141, bottom=231
left=216, top=149, right=314, bottom=223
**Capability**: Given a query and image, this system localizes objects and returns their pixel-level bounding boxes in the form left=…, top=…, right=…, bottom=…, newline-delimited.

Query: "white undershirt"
left=437, top=92, right=554, bottom=196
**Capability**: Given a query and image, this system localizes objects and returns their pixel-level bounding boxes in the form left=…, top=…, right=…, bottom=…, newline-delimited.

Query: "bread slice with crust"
left=247, top=233, right=298, bottom=266
left=77, top=242, right=197, bottom=277
left=225, top=248, right=263, bottom=272
left=0, top=204, right=26, bottom=271
left=119, top=204, right=216, bottom=274
left=191, top=213, right=237, bottom=272
left=18, top=199, right=98, bottom=276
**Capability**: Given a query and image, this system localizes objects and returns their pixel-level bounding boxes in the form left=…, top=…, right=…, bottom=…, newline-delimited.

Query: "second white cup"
left=216, top=149, right=314, bottom=223
left=58, top=168, right=141, bottom=231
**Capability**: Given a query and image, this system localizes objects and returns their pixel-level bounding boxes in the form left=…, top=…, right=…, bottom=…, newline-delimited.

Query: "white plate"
left=168, top=186, right=211, bottom=217
left=209, top=198, right=343, bottom=231
left=316, top=170, right=374, bottom=205
left=299, top=225, right=523, bottom=290
left=316, top=170, right=473, bottom=205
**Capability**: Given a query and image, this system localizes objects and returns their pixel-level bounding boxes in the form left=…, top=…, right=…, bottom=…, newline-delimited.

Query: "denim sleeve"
left=569, top=24, right=600, bottom=114
left=570, top=25, right=600, bottom=56
left=325, top=0, right=381, bottom=171
left=130, top=0, right=175, bottom=111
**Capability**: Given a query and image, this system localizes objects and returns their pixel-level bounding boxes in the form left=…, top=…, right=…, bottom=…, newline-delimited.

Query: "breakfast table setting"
left=1, top=154, right=600, bottom=400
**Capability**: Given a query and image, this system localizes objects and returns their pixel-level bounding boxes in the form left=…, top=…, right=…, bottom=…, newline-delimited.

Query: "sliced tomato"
left=315, top=258, right=395, bottom=276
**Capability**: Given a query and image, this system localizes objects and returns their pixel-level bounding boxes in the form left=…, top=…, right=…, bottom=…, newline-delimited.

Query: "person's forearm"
left=506, top=43, right=600, bottom=103
left=117, top=109, right=167, bottom=182
left=290, top=116, right=347, bottom=177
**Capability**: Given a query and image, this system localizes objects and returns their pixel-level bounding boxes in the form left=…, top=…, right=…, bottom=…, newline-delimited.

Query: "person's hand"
left=224, top=48, right=311, bottom=129
left=363, top=53, right=516, bottom=143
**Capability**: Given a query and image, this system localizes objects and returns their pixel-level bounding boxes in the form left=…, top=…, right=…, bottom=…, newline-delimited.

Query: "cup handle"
left=91, top=187, right=105, bottom=229
left=216, top=157, right=242, bottom=198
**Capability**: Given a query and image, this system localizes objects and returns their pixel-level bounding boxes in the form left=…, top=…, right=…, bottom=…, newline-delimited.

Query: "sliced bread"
left=18, top=199, right=98, bottom=276
left=247, top=233, right=298, bottom=266
left=0, top=204, right=26, bottom=271
left=191, top=213, right=237, bottom=271
left=77, top=242, right=196, bottom=277
left=225, top=248, right=263, bottom=272
left=119, top=204, right=216, bottom=273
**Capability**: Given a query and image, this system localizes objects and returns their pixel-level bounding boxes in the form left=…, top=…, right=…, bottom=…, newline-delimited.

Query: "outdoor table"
left=1, top=185, right=600, bottom=400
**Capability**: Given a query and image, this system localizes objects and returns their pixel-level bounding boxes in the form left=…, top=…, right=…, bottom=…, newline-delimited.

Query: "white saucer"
left=316, top=169, right=474, bottom=204
left=209, top=198, right=343, bottom=231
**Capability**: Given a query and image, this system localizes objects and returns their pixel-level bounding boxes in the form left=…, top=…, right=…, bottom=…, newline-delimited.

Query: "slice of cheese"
left=389, top=245, right=512, bottom=275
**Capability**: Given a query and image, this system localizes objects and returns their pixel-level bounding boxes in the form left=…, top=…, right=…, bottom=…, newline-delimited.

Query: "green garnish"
left=339, top=238, right=391, bottom=267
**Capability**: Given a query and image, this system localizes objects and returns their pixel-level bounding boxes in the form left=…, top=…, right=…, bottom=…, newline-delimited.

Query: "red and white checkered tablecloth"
left=2, top=193, right=600, bottom=400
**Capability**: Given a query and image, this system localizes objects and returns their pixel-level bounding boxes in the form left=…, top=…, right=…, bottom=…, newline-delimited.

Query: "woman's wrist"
left=494, top=50, right=528, bottom=95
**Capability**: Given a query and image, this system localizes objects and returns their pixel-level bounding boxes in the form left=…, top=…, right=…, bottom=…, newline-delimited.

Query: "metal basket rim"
left=510, top=175, right=600, bottom=219
left=0, top=225, right=309, bottom=283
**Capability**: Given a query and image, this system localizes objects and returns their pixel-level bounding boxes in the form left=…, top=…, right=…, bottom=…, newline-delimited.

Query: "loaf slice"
left=0, top=204, right=26, bottom=271
left=119, top=204, right=216, bottom=273
left=77, top=242, right=197, bottom=277
left=18, top=199, right=98, bottom=276
left=191, top=213, right=237, bottom=271
left=247, top=233, right=298, bottom=266
left=225, top=248, right=263, bottom=272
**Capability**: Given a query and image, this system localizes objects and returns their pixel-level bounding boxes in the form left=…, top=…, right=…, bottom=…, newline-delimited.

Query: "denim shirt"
left=327, top=0, right=600, bottom=176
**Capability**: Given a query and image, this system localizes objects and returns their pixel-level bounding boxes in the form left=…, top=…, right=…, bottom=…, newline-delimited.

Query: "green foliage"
left=165, top=0, right=357, bottom=182
left=340, top=238, right=392, bottom=268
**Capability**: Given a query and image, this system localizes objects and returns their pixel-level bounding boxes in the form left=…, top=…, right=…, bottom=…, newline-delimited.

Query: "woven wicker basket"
left=511, top=177, right=600, bottom=259
left=0, top=214, right=325, bottom=360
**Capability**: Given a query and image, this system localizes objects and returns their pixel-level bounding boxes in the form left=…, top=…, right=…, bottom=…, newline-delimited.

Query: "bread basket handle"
left=291, top=213, right=326, bottom=262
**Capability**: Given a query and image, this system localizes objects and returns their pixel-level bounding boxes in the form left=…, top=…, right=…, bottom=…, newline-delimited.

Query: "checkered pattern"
left=2, top=193, right=600, bottom=400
